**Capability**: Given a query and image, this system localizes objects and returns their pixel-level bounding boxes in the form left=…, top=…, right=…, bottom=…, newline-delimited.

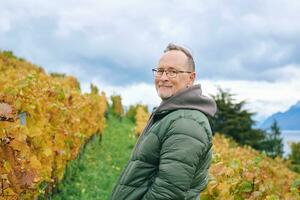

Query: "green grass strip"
left=51, top=115, right=136, bottom=200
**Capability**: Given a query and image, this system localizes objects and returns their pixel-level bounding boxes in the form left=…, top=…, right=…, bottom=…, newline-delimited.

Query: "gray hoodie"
left=156, top=84, right=217, bottom=117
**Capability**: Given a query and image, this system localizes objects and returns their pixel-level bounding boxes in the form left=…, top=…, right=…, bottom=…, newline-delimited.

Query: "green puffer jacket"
left=110, top=84, right=217, bottom=200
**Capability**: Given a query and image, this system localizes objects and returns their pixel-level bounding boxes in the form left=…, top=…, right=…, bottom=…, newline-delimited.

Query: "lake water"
left=282, top=130, right=300, bottom=157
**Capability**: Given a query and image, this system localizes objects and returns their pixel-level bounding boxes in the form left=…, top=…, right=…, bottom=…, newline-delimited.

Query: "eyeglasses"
left=152, top=68, right=192, bottom=78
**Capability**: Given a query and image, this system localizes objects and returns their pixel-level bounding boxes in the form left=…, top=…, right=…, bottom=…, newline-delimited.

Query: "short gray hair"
left=164, top=43, right=195, bottom=72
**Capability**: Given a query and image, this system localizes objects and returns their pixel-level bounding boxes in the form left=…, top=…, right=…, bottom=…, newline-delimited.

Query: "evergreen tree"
left=270, top=120, right=284, bottom=157
left=260, top=120, right=284, bottom=158
left=209, top=88, right=266, bottom=150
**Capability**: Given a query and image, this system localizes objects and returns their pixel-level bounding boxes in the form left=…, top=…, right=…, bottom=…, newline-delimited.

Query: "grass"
left=51, top=115, right=137, bottom=200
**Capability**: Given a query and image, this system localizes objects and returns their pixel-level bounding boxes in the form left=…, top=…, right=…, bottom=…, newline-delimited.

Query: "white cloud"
left=79, top=75, right=300, bottom=122
left=265, top=64, right=300, bottom=81
left=200, top=78, right=300, bottom=120
left=2, top=0, right=299, bottom=76
left=45, top=63, right=86, bottom=78
left=82, top=79, right=160, bottom=109
left=1, top=0, right=300, bottom=121
left=0, top=12, right=11, bottom=33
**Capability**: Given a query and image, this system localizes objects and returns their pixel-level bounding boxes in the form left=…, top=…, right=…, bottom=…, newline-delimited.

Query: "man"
left=110, top=43, right=217, bottom=200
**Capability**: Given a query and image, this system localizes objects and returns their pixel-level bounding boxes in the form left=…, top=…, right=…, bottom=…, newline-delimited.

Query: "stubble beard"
left=157, top=87, right=173, bottom=100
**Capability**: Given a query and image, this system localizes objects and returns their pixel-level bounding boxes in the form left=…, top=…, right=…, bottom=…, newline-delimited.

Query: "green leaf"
left=239, top=181, right=252, bottom=193
left=291, top=178, right=300, bottom=189
left=4, top=86, right=17, bottom=95
left=229, top=159, right=241, bottom=169
left=253, top=156, right=262, bottom=166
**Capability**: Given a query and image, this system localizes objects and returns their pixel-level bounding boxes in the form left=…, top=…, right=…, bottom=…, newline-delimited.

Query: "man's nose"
left=159, top=71, right=169, bottom=81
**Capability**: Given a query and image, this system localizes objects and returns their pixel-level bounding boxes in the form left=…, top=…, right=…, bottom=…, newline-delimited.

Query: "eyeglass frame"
left=152, top=67, right=192, bottom=78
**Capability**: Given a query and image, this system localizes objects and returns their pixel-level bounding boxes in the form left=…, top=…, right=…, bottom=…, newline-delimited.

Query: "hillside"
left=261, top=101, right=300, bottom=130
left=0, top=51, right=107, bottom=199
left=51, top=115, right=300, bottom=199
left=202, top=134, right=300, bottom=199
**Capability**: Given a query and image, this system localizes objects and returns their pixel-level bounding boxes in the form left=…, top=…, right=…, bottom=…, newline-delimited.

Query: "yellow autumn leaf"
left=3, top=187, right=17, bottom=197
left=3, top=160, right=12, bottom=172
left=135, top=105, right=150, bottom=137
left=43, top=147, right=53, bottom=157
left=29, top=155, right=42, bottom=170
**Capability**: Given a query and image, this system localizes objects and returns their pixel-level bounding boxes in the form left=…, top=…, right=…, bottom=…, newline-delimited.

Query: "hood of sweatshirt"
left=155, top=84, right=217, bottom=117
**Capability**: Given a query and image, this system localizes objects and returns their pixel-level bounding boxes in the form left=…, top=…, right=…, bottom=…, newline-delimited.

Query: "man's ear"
left=190, top=72, right=196, bottom=84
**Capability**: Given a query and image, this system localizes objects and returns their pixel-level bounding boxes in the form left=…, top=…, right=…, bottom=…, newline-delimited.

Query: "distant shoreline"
left=282, top=130, right=300, bottom=133
left=282, top=130, right=300, bottom=157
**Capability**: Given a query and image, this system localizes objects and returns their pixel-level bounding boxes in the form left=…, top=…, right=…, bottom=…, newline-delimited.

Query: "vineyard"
left=202, top=134, right=300, bottom=199
left=0, top=52, right=107, bottom=199
left=52, top=115, right=300, bottom=200
left=0, top=51, right=300, bottom=199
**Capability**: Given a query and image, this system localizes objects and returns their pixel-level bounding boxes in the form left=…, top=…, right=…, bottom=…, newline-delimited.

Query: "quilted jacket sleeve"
left=142, top=117, right=210, bottom=200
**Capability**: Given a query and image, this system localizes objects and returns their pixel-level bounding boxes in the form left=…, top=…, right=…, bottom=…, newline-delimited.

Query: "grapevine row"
left=0, top=52, right=108, bottom=199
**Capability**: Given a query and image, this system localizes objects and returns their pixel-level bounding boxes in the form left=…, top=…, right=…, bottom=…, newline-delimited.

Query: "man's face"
left=155, top=50, right=196, bottom=100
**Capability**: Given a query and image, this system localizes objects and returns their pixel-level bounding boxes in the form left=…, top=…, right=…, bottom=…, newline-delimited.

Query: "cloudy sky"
left=1, top=0, right=300, bottom=123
